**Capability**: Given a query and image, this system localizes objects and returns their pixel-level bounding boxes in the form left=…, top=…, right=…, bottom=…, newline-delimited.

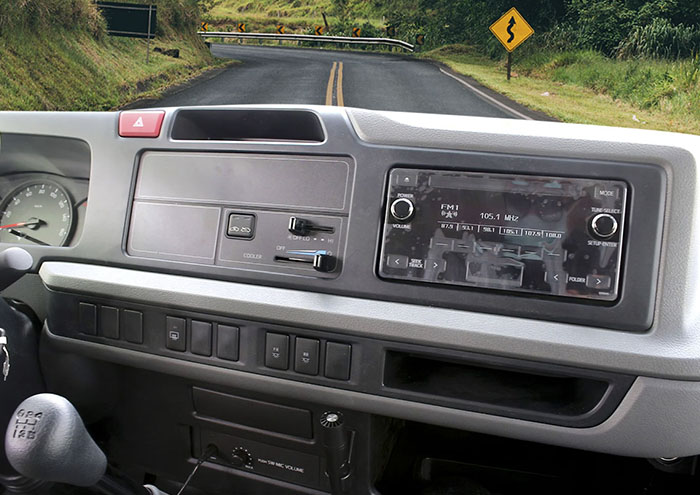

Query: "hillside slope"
left=0, top=0, right=223, bottom=111
left=204, top=0, right=383, bottom=32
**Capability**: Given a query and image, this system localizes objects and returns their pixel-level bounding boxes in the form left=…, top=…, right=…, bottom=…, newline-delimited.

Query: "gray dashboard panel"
left=0, top=107, right=667, bottom=330
left=3, top=105, right=700, bottom=458
left=36, top=261, right=700, bottom=380
left=42, top=325, right=700, bottom=459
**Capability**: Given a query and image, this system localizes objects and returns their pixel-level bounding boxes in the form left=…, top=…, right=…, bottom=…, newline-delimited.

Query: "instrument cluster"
left=0, top=133, right=91, bottom=248
left=0, top=174, right=88, bottom=247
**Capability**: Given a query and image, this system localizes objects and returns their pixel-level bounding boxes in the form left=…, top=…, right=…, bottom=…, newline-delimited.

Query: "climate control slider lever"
left=288, top=217, right=335, bottom=236
left=274, top=249, right=336, bottom=273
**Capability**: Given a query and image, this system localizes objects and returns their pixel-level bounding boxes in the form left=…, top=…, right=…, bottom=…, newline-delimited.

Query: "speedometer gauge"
left=0, top=181, right=74, bottom=247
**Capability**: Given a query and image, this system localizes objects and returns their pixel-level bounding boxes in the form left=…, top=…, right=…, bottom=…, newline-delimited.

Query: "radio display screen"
left=379, top=168, right=627, bottom=301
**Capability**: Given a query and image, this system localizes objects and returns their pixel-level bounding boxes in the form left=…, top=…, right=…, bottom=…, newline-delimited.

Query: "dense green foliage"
left=335, top=0, right=700, bottom=58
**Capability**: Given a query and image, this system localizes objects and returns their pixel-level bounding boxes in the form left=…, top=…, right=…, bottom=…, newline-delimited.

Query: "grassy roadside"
left=204, top=0, right=383, bottom=33
left=425, top=45, right=700, bottom=135
left=205, top=14, right=382, bottom=33
left=0, top=29, right=225, bottom=111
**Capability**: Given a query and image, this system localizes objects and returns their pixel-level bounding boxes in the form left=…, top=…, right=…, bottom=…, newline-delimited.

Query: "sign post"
left=507, top=52, right=512, bottom=80
left=489, top=7, right=534, bottom=81
left=146, top=4, right=153, bottom=64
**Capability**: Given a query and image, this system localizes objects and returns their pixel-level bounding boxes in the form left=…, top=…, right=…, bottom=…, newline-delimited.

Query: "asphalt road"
left=157, top=44, right=533, bottom=118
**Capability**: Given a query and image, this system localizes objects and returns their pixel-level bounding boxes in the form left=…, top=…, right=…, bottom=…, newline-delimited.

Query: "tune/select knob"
left=231, top=447, right=253, bottom=467
left=590, top=213, right=618, bottom=239
left=390, top=198, right=415, bottom=222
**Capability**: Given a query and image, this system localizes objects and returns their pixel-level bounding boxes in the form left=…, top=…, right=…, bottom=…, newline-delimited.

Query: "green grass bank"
left=0, top=0, right=223, bottom=111
left=427, top=45, right=700, bottom=135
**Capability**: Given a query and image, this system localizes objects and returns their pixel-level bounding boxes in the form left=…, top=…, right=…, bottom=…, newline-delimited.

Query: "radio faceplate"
left=379, top=168, right=627, bottom=301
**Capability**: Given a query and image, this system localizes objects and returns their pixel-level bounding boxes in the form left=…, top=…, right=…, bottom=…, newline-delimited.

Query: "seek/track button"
left=386, top=254, right=408, bottom=270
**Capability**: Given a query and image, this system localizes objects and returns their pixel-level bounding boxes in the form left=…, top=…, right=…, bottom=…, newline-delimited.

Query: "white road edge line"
left=439, top=67, right=533, bottom=120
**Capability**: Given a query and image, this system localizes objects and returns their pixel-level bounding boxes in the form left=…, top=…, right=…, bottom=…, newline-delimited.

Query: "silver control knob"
left=590, top=213, right=618, bottom=239
left=390, top=198, right=415, bottom=222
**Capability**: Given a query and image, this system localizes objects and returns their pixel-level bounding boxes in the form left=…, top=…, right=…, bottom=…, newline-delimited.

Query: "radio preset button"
left=590, top=213, right=618, bottom=238
left=390, top=198, right=415, bottom=222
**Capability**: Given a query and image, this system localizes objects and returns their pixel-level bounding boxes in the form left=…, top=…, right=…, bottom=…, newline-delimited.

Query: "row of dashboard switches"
left=165, top=316, right=240, bottom=361
left=79, top=303, right=143, bottom=344
left=265, top=333, right=351, bottom=381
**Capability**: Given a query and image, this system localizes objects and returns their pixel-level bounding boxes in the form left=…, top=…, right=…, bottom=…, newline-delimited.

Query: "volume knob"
left=231, top=447, right=253, bottom=467
left=390, top=198, right=415, bottom=222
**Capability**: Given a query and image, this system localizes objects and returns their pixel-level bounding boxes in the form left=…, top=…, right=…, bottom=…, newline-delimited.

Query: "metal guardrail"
left=198, top=31, right=415, bottom=52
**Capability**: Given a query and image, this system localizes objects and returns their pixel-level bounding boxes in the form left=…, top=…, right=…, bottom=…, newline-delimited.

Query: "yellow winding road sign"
left=489, top=7, right=534, bottom=52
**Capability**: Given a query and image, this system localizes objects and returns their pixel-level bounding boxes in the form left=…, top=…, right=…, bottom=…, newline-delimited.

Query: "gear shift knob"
left=4, top=393, right=107, bottom=487
left=0, top=247, right=33, bottom=292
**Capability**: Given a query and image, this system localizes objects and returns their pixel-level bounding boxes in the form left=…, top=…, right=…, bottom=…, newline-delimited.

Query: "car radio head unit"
left=379, top=168, right=627, bottom=302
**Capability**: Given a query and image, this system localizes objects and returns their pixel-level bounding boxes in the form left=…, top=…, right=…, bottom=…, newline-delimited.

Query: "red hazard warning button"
left=119, top=111, right=165, bottom=138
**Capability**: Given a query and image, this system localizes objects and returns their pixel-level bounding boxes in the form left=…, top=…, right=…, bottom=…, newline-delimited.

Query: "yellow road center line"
left=325, top=61, right=337, bottom=106
left=336, top=62, right=344, bottom=107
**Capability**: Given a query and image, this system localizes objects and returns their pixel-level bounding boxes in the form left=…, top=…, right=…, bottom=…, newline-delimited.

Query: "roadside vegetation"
left=429, top=45, right=700, bottom=133
left=0, top=0, right=223, bottom=111
left=201, top=0, right=385, bottom=34
left=393, top=0, right=700, bottom=133
left=203, top=0, right=700, bottom=134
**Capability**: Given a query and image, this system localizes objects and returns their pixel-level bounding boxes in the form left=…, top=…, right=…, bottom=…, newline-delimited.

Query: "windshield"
left=0, top=0, right=698, bottom=134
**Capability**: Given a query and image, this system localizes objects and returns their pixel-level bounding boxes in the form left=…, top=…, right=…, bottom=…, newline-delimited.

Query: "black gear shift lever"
left=0, top=247, right=33, bottom=292
left=5, top=393, right=107, bottom=486
left=4, top=394, right=156, bottom=494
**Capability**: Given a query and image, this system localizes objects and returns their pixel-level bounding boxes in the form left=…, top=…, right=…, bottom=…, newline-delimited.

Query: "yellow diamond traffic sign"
left=489, top=7, right=534, bottom=52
